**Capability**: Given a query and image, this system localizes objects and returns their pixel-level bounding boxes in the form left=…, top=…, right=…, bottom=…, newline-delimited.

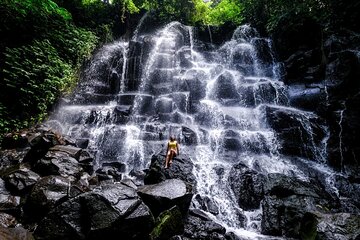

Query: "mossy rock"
left=299, top=213, right=318, bottom=240
left=150, top=205, right=184, bottom=240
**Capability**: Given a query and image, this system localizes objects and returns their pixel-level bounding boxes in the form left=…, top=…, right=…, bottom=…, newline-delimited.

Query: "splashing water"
left=47, top=21, right=335, bottom=239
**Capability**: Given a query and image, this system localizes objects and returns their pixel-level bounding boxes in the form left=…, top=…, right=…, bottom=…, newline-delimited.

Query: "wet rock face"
left=0, top=126, right=158, bottom=240
left=183, top=209, right=226, bottom=240
left=322, top=47, right=360, bottom=170
left=273, top=16, right=360, bottom=171
left=333, top=175, right=360, bottom=213
left=3, top=166, right=40, bottom=194
left=228, top=160, right=357, bottom=239
left=272, top=17, right=323, bottom=67
left=211, top=71, right=239, bottom=100
left=316, top=213, right=360, bottom=240
left=0, top=149, right=30, bottom=170
left=0, top=179, right=20, bottom=214
left=34, top=183, right=155, bottom=240
left=327, top=93, right=360, bottom=170
left=229, top=163, right=265, bottom=210
left=34, top=150, right=84, bottom=181
left=24, top=175, right=71, bottom=221
left=261, top=173, right=340, bottom=238
left=264, top=105, right=327, bottom=161
left=144, top=154, right=196, bottom=188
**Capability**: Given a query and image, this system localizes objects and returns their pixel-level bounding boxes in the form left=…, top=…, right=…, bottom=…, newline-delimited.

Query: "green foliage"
left=53, top=0, right=115, bottom=35
left=192, top=0, right=244, bottom=26
left=0, top=0, right=98, bottom=135
left=111, top=0, right=140, bottom=23
left=54, top=0, right=142, bottom=41
left=140, top=0, right=194, bottom=23
left=123, top=0, right=140, bottom=14
left=41, top=24, right=98, bottom=65
left=266, top=0, right=330, bottom=31
left=6, top=0, right=72, bottom=21
left=238, top=0, right=334, bottom=33
left=138, top=0, right=244, bottom=26
left=192, top=0, right=212, bottom=24
left=208, top=0, right=244, bottom=25
left=3, top=40, right=73, bottom=120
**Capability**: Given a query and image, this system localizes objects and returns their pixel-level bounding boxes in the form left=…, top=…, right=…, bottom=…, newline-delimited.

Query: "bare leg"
left=165, top=152, right=170, bottom=168
left=169, top=151, right=174, bottom=165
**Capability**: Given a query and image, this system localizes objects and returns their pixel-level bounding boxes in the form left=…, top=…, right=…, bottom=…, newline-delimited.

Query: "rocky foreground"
left=0, top=125, right=360, bottom=240
left=0, top=125, right=230, bottom=240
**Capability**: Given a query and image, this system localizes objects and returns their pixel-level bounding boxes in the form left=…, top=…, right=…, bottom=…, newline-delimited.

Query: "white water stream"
left=48, top=21, right=338, bottom=239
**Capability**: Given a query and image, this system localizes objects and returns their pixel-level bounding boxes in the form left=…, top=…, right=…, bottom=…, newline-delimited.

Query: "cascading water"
left=48, top=20, right=336, bottom=239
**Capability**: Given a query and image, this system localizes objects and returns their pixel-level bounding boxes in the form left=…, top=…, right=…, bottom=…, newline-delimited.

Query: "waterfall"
left=338, top=102, right=346, bottom=172
left=47, top=21, right=336, bottom=239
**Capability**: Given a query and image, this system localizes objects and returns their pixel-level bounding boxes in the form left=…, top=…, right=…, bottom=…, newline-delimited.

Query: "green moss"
left=150, top=206, right=183, bottom=240
left=300, top=213, right=318, bottom=240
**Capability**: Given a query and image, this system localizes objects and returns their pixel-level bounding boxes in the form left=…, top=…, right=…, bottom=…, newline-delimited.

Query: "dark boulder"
left=2, top=165, right=40, bottom=194
left=24, top=175, right=71, bottom=221
left=0, top=179, right=20, bottom=214
left=211, top=71, right=239, bottom=100
left=326, top=49, right=360, bottom=92
left=150, top=205, right=184, bottom=240
left=1, top=133, right=29, bottom=150
left=316, top=213, right=360, bottom=240
left=34, top=183, right=154, bottom=240
left=284, top=49, right=325, bottom=84
left=194, top=194, right=219, bottom=216
left=144, top=154, right=196, bottom=187
left=229, top=163, right=266, bottom=210
left=32, top=194, right=85, bottom=240
left=181, top=126, right=198, bottom=145
left=183, top=208, right=226, bottom=240
left=95, top=162, right=125, bottom=182
left=75, top=138, right=89, bottom=149
left=287, top=83, right=326, bottom=112
left=85, top=184, right=154, bottom=240
left=34, top=150, right=83, bottom=181
left=0, top=149, right=30, bottom=171
left=77, top=150, right=95, bottom=175
left=175, top=70, right=207, bottom=102
left=333, top=175, right=360, bottom=213
left=137, top=179, right=193, bottom=218
left=0, top=226, right=34, bottom=240
left=49, top=145, right=82, bottom=160
left=22, top=130, right=61, bottom=164
left=0, top=212, right=17, bottom=228
left=221, top=130, right=241, bottom=151
left=261, top=173, right=340, bottom=238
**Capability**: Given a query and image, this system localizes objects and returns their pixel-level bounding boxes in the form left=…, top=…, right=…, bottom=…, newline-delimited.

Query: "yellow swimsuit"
left=168, top=140, right=177, bottom=151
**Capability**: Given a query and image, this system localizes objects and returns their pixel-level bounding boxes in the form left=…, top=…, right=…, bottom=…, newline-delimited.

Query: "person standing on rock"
left=165, top=136, right=179, bottom=169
